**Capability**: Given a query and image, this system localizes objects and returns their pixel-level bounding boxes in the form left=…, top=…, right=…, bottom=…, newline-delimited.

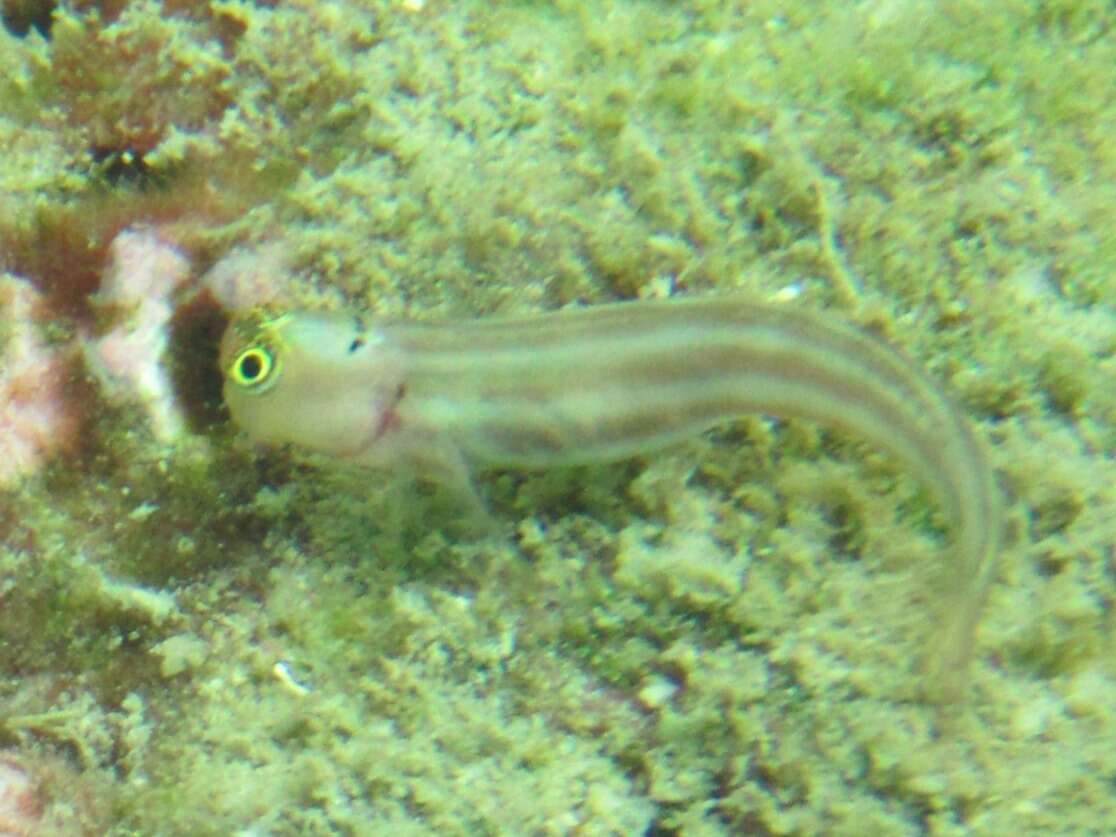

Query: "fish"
left=220, top=295, right=1001, bottom=699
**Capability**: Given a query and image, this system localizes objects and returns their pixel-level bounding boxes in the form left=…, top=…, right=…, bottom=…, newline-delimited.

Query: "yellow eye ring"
left=230, top=345, right=276, bottom=390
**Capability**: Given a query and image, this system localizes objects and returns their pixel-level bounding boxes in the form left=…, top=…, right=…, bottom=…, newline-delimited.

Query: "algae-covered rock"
left=0, top=1, right=1114, bottom=833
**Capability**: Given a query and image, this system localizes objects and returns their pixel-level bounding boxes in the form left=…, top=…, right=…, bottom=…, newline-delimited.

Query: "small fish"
left=220, top=295, right=1001, bottom=699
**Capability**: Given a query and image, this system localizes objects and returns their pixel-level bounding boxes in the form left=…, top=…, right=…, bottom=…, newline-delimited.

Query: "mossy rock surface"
left=0, top=1, right=1114, bottom=833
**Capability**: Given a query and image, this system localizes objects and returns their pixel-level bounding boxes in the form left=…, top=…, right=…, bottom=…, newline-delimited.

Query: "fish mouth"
left=338, top=390, right=403, bottom=461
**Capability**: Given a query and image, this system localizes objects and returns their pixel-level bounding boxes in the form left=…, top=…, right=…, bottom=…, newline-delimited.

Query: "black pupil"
left=240, top=353, right=263, bottom=380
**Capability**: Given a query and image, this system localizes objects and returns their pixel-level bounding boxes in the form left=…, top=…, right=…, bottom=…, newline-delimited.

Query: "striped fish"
left=220, top=295, right=1001, bottom=699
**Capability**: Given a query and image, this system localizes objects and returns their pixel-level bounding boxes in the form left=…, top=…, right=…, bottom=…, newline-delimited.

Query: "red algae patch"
left=0, top=757, right=42, bottom=837
left=0, top=273, right=79, bottom=486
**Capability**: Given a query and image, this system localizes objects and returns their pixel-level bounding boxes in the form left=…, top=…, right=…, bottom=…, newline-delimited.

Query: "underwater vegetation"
left=0, top=0, right=1114, bottom=833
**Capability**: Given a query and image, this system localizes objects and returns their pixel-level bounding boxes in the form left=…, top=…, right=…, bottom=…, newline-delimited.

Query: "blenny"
left=220, top=295, right=1001, bottom=698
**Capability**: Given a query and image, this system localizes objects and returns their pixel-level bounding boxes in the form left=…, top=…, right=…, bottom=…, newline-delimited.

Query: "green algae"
left=0, top=0, right=1115, bottom=833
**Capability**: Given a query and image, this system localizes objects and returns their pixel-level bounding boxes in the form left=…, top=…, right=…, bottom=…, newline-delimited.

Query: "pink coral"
left=201, top=240, right=294, bottom=312
left=83, top=227, right=192, bottom=443
left=0, top=274, right=78, bottom=487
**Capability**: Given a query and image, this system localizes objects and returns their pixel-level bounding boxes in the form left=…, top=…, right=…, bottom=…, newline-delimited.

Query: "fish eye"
left=230, top=345, right=275, bottom=390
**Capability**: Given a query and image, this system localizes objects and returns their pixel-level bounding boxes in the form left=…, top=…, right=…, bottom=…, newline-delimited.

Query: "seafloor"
left=0, top=1, right=1113, bottom=834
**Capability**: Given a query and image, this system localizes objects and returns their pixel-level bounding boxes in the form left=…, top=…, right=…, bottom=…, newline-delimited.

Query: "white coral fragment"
left=83, top=227, right=192, bottom=443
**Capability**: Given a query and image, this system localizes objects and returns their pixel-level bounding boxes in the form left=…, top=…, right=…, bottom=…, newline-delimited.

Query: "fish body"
left=221, top=296, right=1000, bottom=697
